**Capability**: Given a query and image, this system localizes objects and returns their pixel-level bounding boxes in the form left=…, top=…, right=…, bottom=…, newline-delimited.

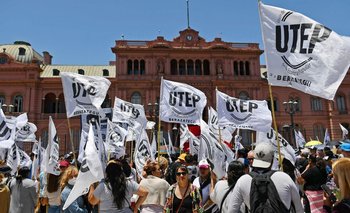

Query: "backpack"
left=249, top=170, right=290, bottom=213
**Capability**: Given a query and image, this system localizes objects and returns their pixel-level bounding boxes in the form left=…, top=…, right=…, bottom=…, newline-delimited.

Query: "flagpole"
left=67, top=118, right=78, bottom=168
left=157, top=113, right=161, bottom=165
left=268, top=84, right=282, bottom=169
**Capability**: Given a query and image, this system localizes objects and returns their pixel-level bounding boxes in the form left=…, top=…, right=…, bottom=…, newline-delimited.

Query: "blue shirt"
left=61, top=184, right=88, bottom=213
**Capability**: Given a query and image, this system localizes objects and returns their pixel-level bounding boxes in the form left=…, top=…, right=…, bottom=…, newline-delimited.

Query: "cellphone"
left=321, top=184, right=337, bottom=203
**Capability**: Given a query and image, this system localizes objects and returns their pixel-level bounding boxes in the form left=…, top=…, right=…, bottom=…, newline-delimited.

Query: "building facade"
left=0, top=28, right=349, bottom=154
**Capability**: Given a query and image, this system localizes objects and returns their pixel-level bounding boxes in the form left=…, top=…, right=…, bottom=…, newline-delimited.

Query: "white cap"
left=252, top=143, right=274, bottom=169
left=198, top=159, right=210, bottom=169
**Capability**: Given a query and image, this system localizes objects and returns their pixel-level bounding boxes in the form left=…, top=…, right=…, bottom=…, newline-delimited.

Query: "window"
left=195, top=60, right=202, bottom=75
left=131, top=92, right=142, bottom=104
left=127, top=60, right=133, bottom=75
left=239, top=61, right=245, bottom=75
left=43, top=93, right=56, bottom=113
left=13, top=95, right=23, bottom=112
left=78, top=69, right=85, bottom=75
left=245, top=61, right=250, bottom=75
left=53, top=69, right=60, bottom=76
left=0, top=56, right=8, bottom=64
left=336, top=94, right=347, bottom=114
left=240, top=129, right=253, bottom=146
left=313, top=124, right=324, bottom=141
left=187, top=60, right=194, bottom=75
left=234, top=61, right=239, bottom=76
left=103, top=69, right=109, bottom=76
left=134, top=60, right=139, bottom=75
left=179, top=60, right=186, bottom=75
left=140, top=60, right=145, bottom=75
left=0, top=96, right=5, bottom=107
left=311, top=97, right=322, bottom=111
left=239, top=91, right=249, bottom=100
left=267, top=98, right=278, bottom=111
left=57, top=93, right=66, bottom=113
left=203, top=60, right=210, bottom=75
left=171, top=59, right=177, bottom=75
left=18, top=47, right=26, bottom=56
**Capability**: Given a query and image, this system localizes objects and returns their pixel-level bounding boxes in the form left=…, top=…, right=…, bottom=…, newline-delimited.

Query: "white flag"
left=150, top=132, right=157, bottom=160
left=339, top=123, right=348, bottom=140
left=16, top=122, right=37, bottom=142
left=208, top=107, right=234, bottom=143
left=60, top=72, right=111, bottom=117
left=167, top=131, right=175, bottom=155
left=259, top=2, right=350, bottom=100
left=324, top=128, right=331, bottom=146
left=160, top=78, right=207, bottom=125
left=45, top=116, right=60, bottom=176
left=0, top=108, right=12, bottom=145
left=18, top=148, right=32, bottom=168
left=188, top=131, right=200, bottom=156
left=216, top=90, right=272, bottom=132
left=106, top=120, right=128, bottom=159
left=179, top=124, right=190, bottom=149
left=134, top=130, right=153, bottom=177
left=63, top=123, right=104, bottom=210
left=294, top=130, right=306, bottom=148
left=256, top=128, right=296, bottom=165
left=7, top=143, right=20, bottom=175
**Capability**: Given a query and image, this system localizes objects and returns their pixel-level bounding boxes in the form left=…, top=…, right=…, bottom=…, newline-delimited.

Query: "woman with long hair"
left=9, top=167, right=37, bottom=213
left=323, top=158, right=350, bottom=212
left=210, top=160, right=246, bottom=213
left=163, top=165, right=203, bottom=213
left=88, top=160, right=148, bottom=213
left=139, top=160, right=170, bottom=213
left=46, top=173, right=62, bottom=213
left=60, top=166, right=88, bottom=213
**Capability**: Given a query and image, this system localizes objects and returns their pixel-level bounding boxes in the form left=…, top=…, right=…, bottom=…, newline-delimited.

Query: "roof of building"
left=0, top=42, right=44, bottom=64
left=40, top=65, right=116, bottom=78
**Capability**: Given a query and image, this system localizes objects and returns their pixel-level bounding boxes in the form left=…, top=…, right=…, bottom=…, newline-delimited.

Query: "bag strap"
left=175, top=184, right=190, bottom=213
left=219, top=183, right=236, bottom=213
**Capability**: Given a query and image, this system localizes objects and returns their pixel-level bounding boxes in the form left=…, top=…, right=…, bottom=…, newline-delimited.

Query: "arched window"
left=170, top=59, right=178, bottom=75
left=195, top=60, right=202, bottom=75
left=53, top=69, right=60, bottom=76
left=203, top=60, right=210, bottom=75
left=311, top=97, right=322, bottom=111
left=13, top=95, right=23, bottom=112
left=131, top=92, right=142, bottom=104
left=101, top=94, right=111, bottom=108
left=57, top=93, right=66, bottom=113
left=179, top=59, right=186, bottom=75
left=313, top=124, right=324, bottom=141
left=78, top=69, right=84, bottom=75
left=336, top=94, right=347, bottom=114
left=187, top=60, right=194, bottom=75
left=140, top=60, right=145, bottom=75
left=0, top=95, right=5, bottom=107
left=239, top=61, right=245, bottom=75
left=239, top=91, right=249, bottom=100
left=267, top=97, right=279, bottom=111
left=103, top=69, right=109, bottom=76
left=134, top=60, right=139, bottom=75
left=18, top=47, right=26, bottom=56
left=234, top=61, right=239, bottom=76
left=43, top=93, right=56, bottom=113
left=245, top=61, right=250, bottom=75
left=240, top=130, right=253, bottom=146
left=127, top=60, right=133, bottom=75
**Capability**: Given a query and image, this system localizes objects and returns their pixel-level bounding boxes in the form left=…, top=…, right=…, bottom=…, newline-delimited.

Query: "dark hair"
left=176, top=165, right=188, bottom=174
left=282, top=158, right=296, bottom=182
left=105, top=160, right=127, bottom=209
left=227, top=161, right=245, bottom=186
left=316, top=157, right=327, bottom=174
left=47, top=173, right=61, bottom=193
left=120, top=159, right=132, bottom=177
left=309, top=155, right=317, bottom=164
left=143, top=161, right=158, bottom=176
left=16, top=167, right=30, bottom=185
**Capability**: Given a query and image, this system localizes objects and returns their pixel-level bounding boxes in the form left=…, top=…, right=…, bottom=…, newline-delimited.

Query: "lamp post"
left=148, top=102, right=160, bottom=159
left=172, top=125, right=179, bottom=148
left=283, top=100, right=298, bottom=147
left=2, top=103, right=14, bottom=115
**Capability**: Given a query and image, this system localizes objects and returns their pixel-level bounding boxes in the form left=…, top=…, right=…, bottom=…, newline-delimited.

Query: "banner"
left=6, top=143, right=19, bottom=175
left=160, top=78, right=207, bottom=125
left=44, top=116, right=60, bottom=175
left=339, top=123, right=348, bottom=140
left=0, top=108, right=12, bottom=144
left=134, top=130, right=153, bottom=177
left=16, top=122, right=37, bottom=142
left=208, top=107, right=234, bottom=143
left=18, top=148, right=32, bottom=168
left=259, top=2, right=350, bottom=100
left=323, top=129, right=331, bottom=146
left=106, top=120, right=128, bottom=159
left=294, top=130, right=306, bottom=149
left=60, top=72, right=111, bottom=117
left=63, top=123, right=104, bottom=210
left=216, top=90, right=272, bottom=132
left=150, top=132, right=157, bottom=160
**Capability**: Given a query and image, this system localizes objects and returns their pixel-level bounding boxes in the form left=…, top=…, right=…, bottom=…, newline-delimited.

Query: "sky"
left=1, top=0, right=349, bottom=65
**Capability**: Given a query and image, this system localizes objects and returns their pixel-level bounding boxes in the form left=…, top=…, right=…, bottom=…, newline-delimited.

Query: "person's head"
left=198, top=159, right=210, bottom=179
left=47, top=173, right=61, bottom=193
left=143, top=161, right=162, bottom=178
left=175, top=165, right=189, bottom=185
left=60, top=166, right=78, bottom=190
left=121, top=159, right=132, bottom=178
left=185, top=154, right=194, bottom=166
left=156, top=156, right=168, bottom=176
left=227, top=161, right=245, bottom=186
left=105, top=160, right=127, bottom=209
left=252, top=143, right=274, bottom=169
left=177, top=153, right=187, bottom=163
left=340, top=143, right=350, bottom=158
left=332, top=158, right=350, bottom=200
left=16, top=167, right=30, bottom=184
left=317, top=149, right=325, bottom=158
left=301, top=148, right=310, bottom=158
left=247, top=151, right=255, bottom=166
left=59, top=160, right=70, bottom=172
left=310, top=147, right=317, bottom=156
left=308, top=154, right=317, bottom=166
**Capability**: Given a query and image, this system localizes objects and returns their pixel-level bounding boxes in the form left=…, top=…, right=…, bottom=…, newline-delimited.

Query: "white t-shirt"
left=227, top=171, right=303, bottom=213
left=193, top=177, right=211, bottom=204
left=210, top=180, right=230, bottom=212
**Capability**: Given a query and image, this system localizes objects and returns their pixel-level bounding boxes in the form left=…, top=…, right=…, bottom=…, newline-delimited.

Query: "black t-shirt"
left=302, top=166, right=327, bottom=191
left=173, top=194, right=193, bottom=213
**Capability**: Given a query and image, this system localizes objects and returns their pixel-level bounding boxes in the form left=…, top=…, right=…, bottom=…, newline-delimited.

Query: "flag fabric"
left=256, top=128, right=296, bottom=165
left=167, top=131, right=175, bottom=155
left=159, top=78, right=207, bottom=125
left=15, top=122, right=37, bottom=142
left=150, top=132, right=157, bottom=160
left=216, top=90, right=272, bottom=132
left=134, top=130, right=153, bottom=177
left=63, top=123, right=104, bottom=210
left=180, top=124, right=190, bottom=149
left=106, top=120, right=128, bottom=159
left=259, top=2, right=350, bottom=100
left=31, top=138, right=43, bottom=179
left=44, top=116, right=60, bottom=176
left=146, top=121, right=156, bottom=130
left=60, top=72, right=111, bottom=118
left=208, top=107, right=234, bottom=143
left=0, top=108, right=12, bottom=144
left=294, top=130, right=306, bottom=148
left=188, top=131, right=200, bottom=156
left=323, top=128, right=331, bottom=146
left=339, top=123, right=348, bottom=140
left=18, top=148, right=32, bottom=168
left=6, top=143, right=19, bottom=175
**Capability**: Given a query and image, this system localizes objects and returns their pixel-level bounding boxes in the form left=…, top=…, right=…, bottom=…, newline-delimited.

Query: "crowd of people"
left=0, top=141, right=350, bottom=213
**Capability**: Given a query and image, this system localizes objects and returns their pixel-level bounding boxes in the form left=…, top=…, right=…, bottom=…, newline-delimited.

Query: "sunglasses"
left=176, top=172, right=187, bottom=176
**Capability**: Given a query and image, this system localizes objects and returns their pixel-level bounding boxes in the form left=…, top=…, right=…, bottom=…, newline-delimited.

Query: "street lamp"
left=2, top=103, right=14, bottom=114
left=148, top=102, right=160, bottom=160
left=172, top=125, right=179, bottom=147
left=283, top=100, right=298, bottom=147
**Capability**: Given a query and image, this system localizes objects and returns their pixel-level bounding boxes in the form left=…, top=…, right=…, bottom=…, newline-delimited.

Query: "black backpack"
left=249, top=170, right=290, bottom=213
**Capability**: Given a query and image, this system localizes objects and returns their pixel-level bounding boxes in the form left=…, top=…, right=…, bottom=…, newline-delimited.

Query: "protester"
left=88, top=160, right=148, bottom=213
left=46, top=173, right=62, bottom=213
left=139, top=160, right=170, bottom=213
left=164, top=165, right=203, bottom=213
left=247, top=150, right=254, bottom=167
left=226, top=142, right=303, bottom=213
left=9, top=167, right=38, bottom=213
left=339, top=143, right=350, bottom=158
left=193, top=159, right=216, bottom=213
left=156, top=156, right=169, bottom=178
left=210, top=161, right=245, bottom=213
left=323, top=158, right=350, bottom=212
left=300, top=155, right=328, bottom=213
left=60, top=166, right=88, bottom=213
left=0, top=172, right=10, bottom=213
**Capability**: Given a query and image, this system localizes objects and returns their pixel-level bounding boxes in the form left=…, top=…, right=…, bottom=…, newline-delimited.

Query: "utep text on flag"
left=106, top=120, right=128, bottom=159
left=63, top=123, right=104, bottom=210
left=160, top=78, right=207, bottom=125
left=259, top=2, right=350, bottom=100
left=60, top=72, right=111, bottom=117
left=45, top=116, right=60, bottom=175
left=216, top=90, right=272, bottom=132
left=134, top=130, right=153, bottom=177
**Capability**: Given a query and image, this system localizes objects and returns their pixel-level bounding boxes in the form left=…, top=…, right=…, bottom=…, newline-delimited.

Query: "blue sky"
left=1, top=0, right=349, bottom=65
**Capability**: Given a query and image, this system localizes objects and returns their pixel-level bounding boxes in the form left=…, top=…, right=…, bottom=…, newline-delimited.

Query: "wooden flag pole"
left=67, top=118, right=78, bottom=168
left=268, top=84, right=282, bottom=169
left=157, top=113, right=161, bottom=165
